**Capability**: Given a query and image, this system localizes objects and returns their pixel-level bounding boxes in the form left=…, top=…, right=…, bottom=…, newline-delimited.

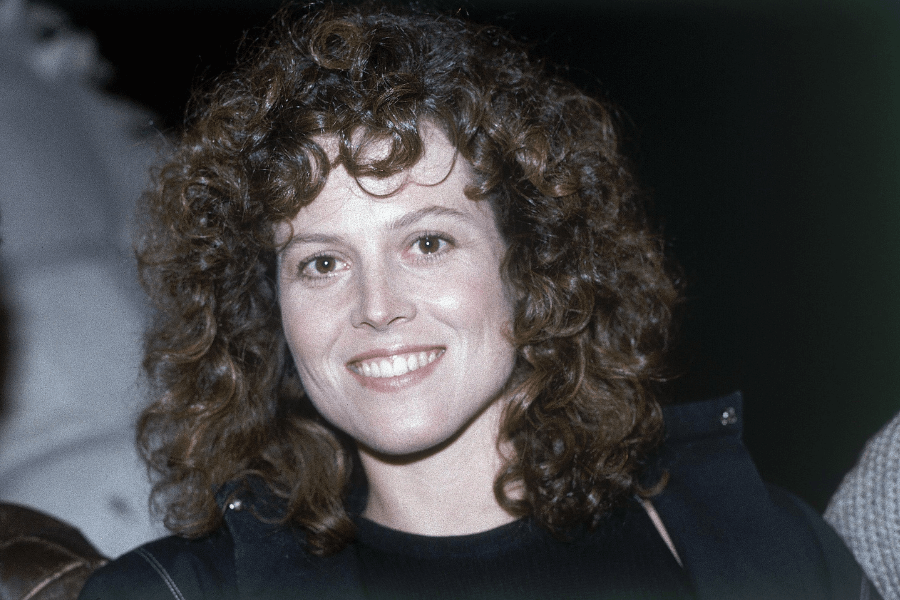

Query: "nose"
left=350, top=262, right=416, bottom=330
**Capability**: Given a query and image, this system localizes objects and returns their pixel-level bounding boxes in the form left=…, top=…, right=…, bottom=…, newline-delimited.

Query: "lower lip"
left=347, top=351, right=444, bottom=392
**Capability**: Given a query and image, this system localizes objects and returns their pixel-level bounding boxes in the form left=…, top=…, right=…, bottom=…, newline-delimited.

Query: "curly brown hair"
left=137, top=1, right=679, bottom=556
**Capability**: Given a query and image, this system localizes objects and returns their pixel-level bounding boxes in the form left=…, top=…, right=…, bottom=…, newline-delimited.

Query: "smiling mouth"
left=348, top=349, right=445, bottom=379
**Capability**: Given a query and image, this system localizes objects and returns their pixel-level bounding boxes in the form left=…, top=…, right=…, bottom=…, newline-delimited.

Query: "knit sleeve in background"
left=825, top=410, right=900, bottom=600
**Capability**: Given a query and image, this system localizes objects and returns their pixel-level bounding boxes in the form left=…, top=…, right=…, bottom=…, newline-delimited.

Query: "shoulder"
left=655, top=392, right=877, bottom=600
left=79, top=481, right=336, bottom=600
left=78, top=529, right=238, bottom=600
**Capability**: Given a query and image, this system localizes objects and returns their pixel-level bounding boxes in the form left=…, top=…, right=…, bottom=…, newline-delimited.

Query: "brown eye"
left=298, top=254, right=346, bottom=280
left=416, top=235, right=443, bottom=254
left=313, top=256, right=336, bottom=273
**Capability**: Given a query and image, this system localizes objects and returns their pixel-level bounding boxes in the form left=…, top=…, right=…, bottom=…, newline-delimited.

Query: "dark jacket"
left=77, top=392, right=880, bottom=600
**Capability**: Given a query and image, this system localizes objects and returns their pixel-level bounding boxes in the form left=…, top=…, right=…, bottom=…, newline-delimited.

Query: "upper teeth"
left=351, top=350, right=442, bottom=378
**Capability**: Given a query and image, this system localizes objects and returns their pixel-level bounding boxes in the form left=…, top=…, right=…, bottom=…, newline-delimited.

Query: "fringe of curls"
left=136, top=1, right=680, bottom=556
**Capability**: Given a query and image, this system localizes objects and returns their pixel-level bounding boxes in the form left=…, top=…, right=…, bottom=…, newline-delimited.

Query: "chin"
left=355, top=397, right=503, bottom=462
left=357, top=414, right=478, bottom=462
left=358, top=427, right=457, bottom=460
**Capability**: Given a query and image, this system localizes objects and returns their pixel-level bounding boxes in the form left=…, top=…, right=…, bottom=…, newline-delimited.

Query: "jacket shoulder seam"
left=134, top=547, right=188, bottom=600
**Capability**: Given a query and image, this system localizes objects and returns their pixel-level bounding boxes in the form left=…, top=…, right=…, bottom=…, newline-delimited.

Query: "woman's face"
left=276, top=131, right=517, bottom=457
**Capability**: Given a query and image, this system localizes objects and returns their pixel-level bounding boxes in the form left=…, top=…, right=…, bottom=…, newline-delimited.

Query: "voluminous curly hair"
left=137, top=1, right=680, bottom=556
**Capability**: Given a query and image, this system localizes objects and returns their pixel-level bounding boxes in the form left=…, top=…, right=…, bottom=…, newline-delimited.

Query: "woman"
left=79, top=3, right=872, bottom=599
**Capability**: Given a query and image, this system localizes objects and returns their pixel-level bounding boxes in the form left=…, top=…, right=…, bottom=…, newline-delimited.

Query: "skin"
left=276, top=129, right=519, bottom=535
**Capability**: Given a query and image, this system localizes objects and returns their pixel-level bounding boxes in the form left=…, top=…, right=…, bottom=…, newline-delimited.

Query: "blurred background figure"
left=0, top=0, right=165, bottom=556
left=826, top=411, right=900, bottom=600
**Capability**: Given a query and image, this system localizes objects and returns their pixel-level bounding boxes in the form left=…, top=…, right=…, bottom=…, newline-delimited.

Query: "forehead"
left=347, top=124, right=460, bottom=196
left=274, top=127, right=494, bottom=243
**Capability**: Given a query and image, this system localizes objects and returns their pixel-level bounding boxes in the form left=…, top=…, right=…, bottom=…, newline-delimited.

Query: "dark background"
left=55, top=0, right=900, bottom=511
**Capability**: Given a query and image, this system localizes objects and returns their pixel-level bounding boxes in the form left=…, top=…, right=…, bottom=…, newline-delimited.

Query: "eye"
left=311, top=256, right=337, bottom=273
left=298, top=254, right=347, bottom=279
left=413, top=235, right=449, bottom=255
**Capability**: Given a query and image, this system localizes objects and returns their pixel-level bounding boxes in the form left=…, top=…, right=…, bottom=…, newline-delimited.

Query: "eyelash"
left=408, top=232, right=454, bottom=259
left=296, top=252, right=347, bottom=282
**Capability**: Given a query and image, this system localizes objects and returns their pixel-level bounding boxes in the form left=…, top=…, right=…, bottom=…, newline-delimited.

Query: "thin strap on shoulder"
left=134, top=547, right=188, bottom=600
left=641, top=498, right=683, bottom=568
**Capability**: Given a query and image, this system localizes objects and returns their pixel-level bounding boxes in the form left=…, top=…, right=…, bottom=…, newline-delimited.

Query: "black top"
left=351, top=503, right=694, bottom=600
left=77, top=393, right=880, bottom=600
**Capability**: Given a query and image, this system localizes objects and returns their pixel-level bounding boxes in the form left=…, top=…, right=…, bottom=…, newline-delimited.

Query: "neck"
left=359, top=399, right=516, bottom=536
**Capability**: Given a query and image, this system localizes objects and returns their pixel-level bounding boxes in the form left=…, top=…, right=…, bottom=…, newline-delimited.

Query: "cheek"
left=280, top=294, right=337, bottom=374
left=432, top=266, right=515, bottom=343
left=281, top=315, right=344, bottom=416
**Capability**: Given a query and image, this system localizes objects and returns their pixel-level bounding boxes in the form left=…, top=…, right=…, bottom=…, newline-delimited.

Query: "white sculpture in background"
left=0, top=0, right=166, bottom=556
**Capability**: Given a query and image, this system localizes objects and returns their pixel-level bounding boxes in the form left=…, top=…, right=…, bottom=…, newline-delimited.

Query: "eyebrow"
left=387, top=205, right=472, bottom=231
left=281, top=205, right=475, bottom=254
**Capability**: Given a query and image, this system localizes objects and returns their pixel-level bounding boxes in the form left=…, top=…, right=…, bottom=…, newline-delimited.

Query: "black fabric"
left=77, top=528, right=238, bottom=600
left=350, top=504, right=692, bottom=599
left=80, top=503, right=690, bottom=600
left=77, top=392, right=878, bottom=600
left=649, top=392, right=879, bottom=600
